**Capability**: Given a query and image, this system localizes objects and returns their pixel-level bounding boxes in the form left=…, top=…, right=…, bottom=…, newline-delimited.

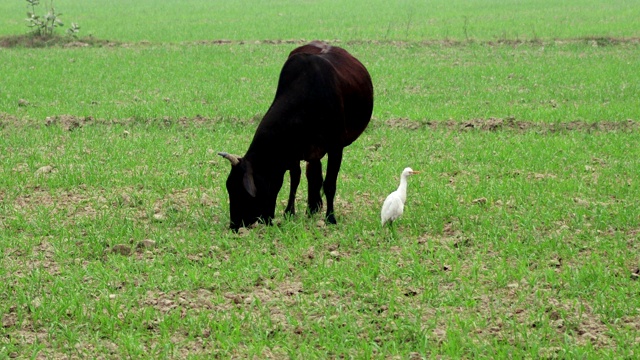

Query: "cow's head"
left=218, top=152, right=261, bottom=231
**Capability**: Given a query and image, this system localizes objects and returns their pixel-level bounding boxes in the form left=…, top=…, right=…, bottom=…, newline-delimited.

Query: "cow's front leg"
left=261, top=172, right=285, bottom=226
left=306, top=160, right=323, bottom=215
left=323, top=149, right=343, bottom=224
left=284, top=163, right=301, bottom=217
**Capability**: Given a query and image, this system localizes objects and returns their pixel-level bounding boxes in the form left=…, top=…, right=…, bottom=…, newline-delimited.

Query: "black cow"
left=219, top=41, right=374, bottom=231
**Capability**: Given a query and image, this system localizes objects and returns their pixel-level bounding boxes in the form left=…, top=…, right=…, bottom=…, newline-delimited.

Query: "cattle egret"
left=381, top=167, right=420, bottom=232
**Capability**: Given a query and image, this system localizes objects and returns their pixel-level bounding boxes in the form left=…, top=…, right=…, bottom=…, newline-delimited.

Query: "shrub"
left=25, top=0, right=79, bottom=38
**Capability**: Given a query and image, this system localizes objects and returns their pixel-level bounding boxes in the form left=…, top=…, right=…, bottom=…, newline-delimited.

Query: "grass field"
left=1, top=1, right=640, bottom=359
left=2, top=42, right=640, bottom=122
left=1, top=0, right=639, bottom=42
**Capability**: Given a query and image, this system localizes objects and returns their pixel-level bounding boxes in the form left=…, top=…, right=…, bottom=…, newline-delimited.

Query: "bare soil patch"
left=471, top=287, right=621, bottom=349
left=0, top=113, right=231, bottom=130
left=3, top=113, right=637, bottom=134
left=2, top=35, right=638, bottom=49
left=383, top=117, right=639, bottom=133
left=346, top=36, right=640, bottom=48
left=12, top=186, right=102, bottom=223
left=0, top=34, right=116, bottom=48
left=115, top=36, right=640, bottom=48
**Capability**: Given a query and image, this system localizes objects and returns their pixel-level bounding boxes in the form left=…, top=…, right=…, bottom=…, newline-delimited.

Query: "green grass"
left=1, top=0, right=640, bottom=358
left=1, top=0, right=639, bottom=42
left=2, top=121, right=639, bottom=358
left=2, top=42, right=640, bottom=122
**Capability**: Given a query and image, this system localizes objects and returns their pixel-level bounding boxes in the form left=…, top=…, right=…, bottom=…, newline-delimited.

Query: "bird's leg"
left=390, top=221, right=397, bottom=240
left=382, top=221, right=396, bottom=240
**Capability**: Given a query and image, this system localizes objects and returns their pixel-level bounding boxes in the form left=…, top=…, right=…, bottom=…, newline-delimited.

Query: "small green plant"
left=25, top=0, right=78, bottom=38
left=66, top=22, right=80, bottom=38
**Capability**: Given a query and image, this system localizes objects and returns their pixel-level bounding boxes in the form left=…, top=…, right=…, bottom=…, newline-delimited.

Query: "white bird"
left=381, top=167, right=420, bottom=229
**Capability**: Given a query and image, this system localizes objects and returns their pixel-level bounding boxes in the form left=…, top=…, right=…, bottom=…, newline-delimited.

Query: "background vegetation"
left=1, top=0, right=639, bottom=358
left=1, top=0, right=639, bottom=42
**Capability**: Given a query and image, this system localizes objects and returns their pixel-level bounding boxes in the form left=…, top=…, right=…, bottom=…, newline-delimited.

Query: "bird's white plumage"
left=381, top=167, right=418, bottom=226
left=381, top=191, right=404, bottom=223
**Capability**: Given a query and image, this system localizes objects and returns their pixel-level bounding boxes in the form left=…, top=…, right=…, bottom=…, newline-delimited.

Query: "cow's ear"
left=243, top=162, right=257, bottom=197
left=243, top=172, right=256, bottom=197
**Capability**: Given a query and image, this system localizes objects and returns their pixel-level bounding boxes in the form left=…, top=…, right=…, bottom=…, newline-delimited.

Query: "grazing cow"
left=219, top=41, right=374, bottom=231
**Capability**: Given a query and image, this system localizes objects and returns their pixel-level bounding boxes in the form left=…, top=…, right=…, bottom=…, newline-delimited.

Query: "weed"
left=25, top=0, right=63, bottom=37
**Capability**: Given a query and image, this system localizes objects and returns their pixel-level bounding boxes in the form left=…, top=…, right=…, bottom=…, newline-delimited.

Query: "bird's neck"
left=397, top=175, right=409, bottom=202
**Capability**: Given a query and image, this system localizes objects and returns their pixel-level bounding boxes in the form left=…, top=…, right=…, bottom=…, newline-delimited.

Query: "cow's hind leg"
left=306, top=160, right=323, bottom=215
left=284, top=163, right=301, bottom=217
left=323, top=149, right=343, bottom=224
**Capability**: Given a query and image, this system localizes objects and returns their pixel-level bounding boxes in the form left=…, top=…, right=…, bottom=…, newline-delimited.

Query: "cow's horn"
left=218, top=152, right=240, bottom=166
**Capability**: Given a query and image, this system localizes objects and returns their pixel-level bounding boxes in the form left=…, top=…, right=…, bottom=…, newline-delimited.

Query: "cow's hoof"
left=326, top=214, right=337, bottom=225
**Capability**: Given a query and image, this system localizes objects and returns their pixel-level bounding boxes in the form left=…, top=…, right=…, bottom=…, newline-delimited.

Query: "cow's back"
left=288, top=41, right=374, bottom=147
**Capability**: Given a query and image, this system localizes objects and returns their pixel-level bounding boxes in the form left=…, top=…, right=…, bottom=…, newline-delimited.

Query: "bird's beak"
left=411, top=171, right=421, bottom=175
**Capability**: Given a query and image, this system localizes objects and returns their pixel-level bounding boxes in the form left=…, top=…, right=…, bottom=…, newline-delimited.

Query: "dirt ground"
left=2, top=113, right=638, bottom=134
